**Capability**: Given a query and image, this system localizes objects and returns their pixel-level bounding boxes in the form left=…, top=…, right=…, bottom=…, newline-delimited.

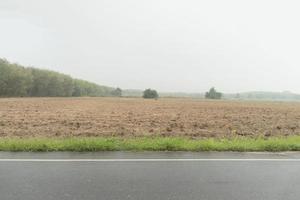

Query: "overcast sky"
left=0, top=0, right=300, bottom=93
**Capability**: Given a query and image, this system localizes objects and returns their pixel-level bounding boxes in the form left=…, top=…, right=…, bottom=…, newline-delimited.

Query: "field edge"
left=0, top=136, right=300, bottom=152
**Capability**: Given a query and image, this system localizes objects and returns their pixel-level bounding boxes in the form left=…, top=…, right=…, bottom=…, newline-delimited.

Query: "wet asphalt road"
left=1, top=152, right=300, bottom=200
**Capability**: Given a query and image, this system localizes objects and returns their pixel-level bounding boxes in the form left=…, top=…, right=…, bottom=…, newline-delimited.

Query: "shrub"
left=205, top=87, right=222, bottom=99
left=143, top=89, right=159, bottom=99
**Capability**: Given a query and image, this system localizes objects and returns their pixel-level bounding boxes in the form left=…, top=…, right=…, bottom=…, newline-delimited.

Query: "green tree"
left=205, top=87, right=222, bottom=99
left=0, top=58, right=115, bottom=97
left=0, top=59, right=32, bottom=97
left=143, top=89, right=159, bottom=99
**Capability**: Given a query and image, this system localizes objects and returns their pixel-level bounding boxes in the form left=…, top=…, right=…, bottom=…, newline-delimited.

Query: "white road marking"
left=0, top=158, right=300, bottom=162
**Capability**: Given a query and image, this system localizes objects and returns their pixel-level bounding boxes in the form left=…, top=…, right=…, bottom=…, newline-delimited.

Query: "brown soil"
left=0, top=97, right=300, bottom=138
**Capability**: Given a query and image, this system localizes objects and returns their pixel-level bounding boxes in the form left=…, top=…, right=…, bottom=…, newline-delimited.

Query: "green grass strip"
left=1, top=136, right=300, bottom=152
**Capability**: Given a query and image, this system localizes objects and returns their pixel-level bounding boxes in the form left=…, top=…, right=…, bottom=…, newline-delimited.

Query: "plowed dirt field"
left=0, top=97, right=300, bottom=138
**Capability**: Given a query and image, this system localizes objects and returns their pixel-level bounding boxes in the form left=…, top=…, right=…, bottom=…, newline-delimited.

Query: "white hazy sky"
left=0, top=0, right=300, bottom=93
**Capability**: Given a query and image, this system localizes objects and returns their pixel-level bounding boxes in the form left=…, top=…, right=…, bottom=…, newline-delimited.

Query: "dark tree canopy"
left=205, top=87, right=222, bottom=99
left=0, top=58, right=118, bottom=97
left=143, top=89, right=159, bottom=99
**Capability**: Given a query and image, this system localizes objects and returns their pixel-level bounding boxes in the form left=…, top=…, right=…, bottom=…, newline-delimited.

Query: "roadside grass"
left=1, top=136, right=300, bottom=152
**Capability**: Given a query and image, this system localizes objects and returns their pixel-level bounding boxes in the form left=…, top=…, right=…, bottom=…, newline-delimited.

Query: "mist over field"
left=1, top=0, right=300, bottom=94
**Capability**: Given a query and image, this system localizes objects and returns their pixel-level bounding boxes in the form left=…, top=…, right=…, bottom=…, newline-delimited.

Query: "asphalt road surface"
left=1, top=152, right=300, bottom=200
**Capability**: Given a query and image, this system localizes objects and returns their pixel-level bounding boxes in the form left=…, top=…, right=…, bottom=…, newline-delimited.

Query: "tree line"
left=0, top=58, right=121, bottom=97
left=0, top=58, right=224, bottom=99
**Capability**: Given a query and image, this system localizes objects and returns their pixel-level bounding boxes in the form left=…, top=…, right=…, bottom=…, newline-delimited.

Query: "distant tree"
left=111, top=88, right=122, bottom=97
left=143, top=89, right=159, bottom=99
left=205, top=87, right=222, bottom=99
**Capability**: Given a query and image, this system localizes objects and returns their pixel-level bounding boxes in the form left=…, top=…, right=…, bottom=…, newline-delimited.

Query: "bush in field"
left=205, top=87, right=222, bottom=99
left=143, top=89, right=159, bottom=99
